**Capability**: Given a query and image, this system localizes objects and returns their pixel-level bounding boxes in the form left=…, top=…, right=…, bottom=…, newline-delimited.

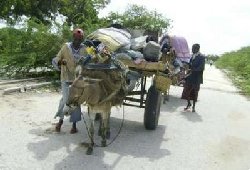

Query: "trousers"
left=54, top=81, right=81, bottom=122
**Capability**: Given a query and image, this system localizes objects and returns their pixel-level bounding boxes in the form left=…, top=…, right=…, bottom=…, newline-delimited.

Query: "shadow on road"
left=161, top=95, right=186, bottom=113
left=161, top=94, right=203, bottom=123
left=180, top=111, right=202, bottom=122
left=27, top=117, right=170, bottom=169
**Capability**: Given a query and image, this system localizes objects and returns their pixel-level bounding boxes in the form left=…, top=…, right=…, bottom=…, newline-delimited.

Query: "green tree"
left=105, top=4, right=171, bottom=33
left=0, top=20, right=65, bottom=77
left=0, top=0, right=111, bottom=78
left=0, top=0, right=110, bottom=27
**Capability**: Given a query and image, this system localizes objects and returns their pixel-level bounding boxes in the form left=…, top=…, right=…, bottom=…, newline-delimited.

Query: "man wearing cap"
left=52, top=28, right=88, bottom=133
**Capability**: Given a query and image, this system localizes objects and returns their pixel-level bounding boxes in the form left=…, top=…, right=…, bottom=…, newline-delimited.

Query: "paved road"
left=0, top=64, right=250, bottom=170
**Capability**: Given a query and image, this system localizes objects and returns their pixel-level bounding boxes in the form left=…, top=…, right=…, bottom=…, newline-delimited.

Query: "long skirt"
left=181, top=83, right=200, bottom=102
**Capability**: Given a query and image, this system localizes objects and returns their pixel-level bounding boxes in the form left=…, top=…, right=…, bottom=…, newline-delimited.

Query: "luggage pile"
left=82, top=26, right=191, bottom=96
left=85, top=26, right=166, bottom=93
left=87, top=27, right=162, bottom=63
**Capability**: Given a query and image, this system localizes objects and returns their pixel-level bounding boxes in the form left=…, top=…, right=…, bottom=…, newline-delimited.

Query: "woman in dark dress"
left=181, top=44, right=205, bottom=112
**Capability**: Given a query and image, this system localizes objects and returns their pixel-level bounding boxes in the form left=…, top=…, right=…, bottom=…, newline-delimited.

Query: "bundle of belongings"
left=87, top=27, right=131, bottom=52
left=86, top=26, right=167, bottom=91
left=159, top=35, right=191, bottom=77
left=143, top=41, right=161, bottom=62
left=169, top=36, right=191, bottom=63
left=87, top=27, right=162, bottom=62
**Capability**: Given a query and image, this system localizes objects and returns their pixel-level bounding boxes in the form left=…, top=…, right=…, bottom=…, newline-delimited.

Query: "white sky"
left=98, top=0, right=250, bottom=55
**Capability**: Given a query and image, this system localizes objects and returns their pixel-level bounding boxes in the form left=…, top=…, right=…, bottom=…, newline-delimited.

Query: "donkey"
left=63, top=64, right=126, bottom=155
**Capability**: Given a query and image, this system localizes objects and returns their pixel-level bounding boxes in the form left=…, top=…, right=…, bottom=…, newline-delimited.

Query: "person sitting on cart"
left=159, top=35, right=176, bottom=66
left=146, top=35, right=156, bottom=43
left=159, top=34, right=171, bottom=54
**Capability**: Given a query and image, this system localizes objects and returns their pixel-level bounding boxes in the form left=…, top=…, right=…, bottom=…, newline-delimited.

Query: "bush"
left=0, top=20, right=71, bottom=78
left=215, top=46, right=250, bottom=95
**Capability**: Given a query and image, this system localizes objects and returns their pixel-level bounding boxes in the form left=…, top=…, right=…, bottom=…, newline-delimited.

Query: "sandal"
left=70, top=128, right=78, bottom=134
left=184, top=103, right=192, bottom=110
left=55, top=120, right=63, bottom=132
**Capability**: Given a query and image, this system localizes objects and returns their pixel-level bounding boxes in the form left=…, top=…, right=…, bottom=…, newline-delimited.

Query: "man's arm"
left=52, top=44, right=66, bottom=70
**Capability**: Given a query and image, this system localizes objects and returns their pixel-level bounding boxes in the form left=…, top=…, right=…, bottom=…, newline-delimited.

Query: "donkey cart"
left=120, top=60, right=172, bottom=130
left=65, top=59, right=171, bottom=154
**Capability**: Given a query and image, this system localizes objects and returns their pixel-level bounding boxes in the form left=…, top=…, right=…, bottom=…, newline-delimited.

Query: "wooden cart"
left=120, top=59, right=172, bottom=130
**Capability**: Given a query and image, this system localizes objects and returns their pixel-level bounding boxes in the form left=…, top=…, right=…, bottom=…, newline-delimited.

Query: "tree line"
left=0, top=2, right=171, bottom=78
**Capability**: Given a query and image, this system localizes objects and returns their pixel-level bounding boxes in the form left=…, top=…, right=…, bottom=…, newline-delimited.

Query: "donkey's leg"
left=101, top=117, right=108, bottom=147
left=106, top=113, right=111, bottom=139
left=98, top=113, right=103, bottom=136
left=86, top=119, right=95, bottom=155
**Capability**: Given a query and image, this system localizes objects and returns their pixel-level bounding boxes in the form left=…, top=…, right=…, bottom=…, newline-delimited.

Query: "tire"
left=144, top=85, right=162, bottom=130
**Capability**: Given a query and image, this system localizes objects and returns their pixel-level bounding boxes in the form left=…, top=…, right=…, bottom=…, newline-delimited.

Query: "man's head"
left=73, top=28, right=84, bottom=45
left=192, top=43, right=200, bottom=54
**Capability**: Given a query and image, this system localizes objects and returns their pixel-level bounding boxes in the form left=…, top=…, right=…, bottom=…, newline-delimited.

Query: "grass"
left=215, top=46, right=250, bottom=96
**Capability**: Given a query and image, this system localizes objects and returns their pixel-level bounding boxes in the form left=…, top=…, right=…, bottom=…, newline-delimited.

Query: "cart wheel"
left=144, top=85, right=162, bottom=130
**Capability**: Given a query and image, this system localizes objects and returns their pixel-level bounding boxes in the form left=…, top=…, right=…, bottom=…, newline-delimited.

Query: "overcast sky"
left=99, top=0, right=250, bottom=55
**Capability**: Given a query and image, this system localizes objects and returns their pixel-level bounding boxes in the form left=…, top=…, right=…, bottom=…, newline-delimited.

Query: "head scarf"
left=73, top=28, right=84, bottom=39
